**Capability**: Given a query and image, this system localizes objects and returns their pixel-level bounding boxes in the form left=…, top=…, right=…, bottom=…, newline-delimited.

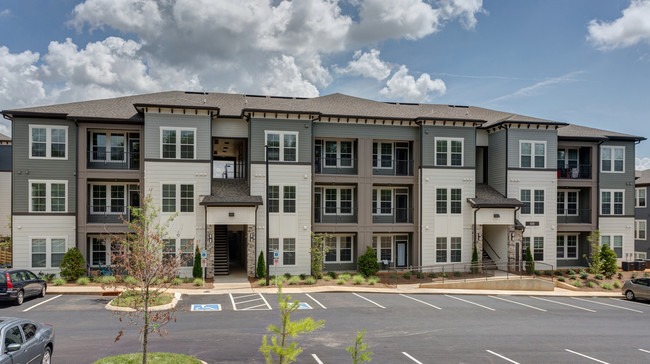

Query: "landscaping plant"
left=59, top=247, right=86, bottom=281
left=357, top=246, right=380, bottom=277
left=193, top=245, right=202, bottom=279
left=471, top=243, right=479, bottom=274
left=599, top=244, right=618, bottom=278
left=584, top=230, right=603, bottom=276
left=347, top=329, right=373, bottom=364
left=524, top=245, right=534, bottom=275
left=257, top=251, right=266, bottom=279
left=310, top=233, right=330, bottom=278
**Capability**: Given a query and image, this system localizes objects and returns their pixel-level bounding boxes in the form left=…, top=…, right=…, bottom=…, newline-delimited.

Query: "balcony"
left=314, top=207, right=358, bottom=224
left=557, top=208, right=591, bottom=224
left=213, top=161, right=247, bottom=179
left=87, top=205, right=135, bottom=224
left=372, top=159, right=414, bottom=176
left=557, top=165, right=591, bottom=179
left=87, top=151, right=140, bottom=170
left=373, top=207, right=413, bottom=224
left=315, top=157, right=358, bottom=175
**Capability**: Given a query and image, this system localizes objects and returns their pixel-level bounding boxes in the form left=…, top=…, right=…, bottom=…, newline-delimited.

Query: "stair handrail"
left=482, top=237, right=501, bottom=260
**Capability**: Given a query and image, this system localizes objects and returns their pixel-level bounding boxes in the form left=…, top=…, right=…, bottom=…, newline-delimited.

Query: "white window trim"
left=29, top=125, right=69, bottom=160
left=600, top=146, right=625, bottom=173
left=372, top=188, right=394, bottom=215
left=372, top=234, right=396, bottom=262
left=90, top=131, right=127, bottom=163
left=435, top=187, right=463, bottom=215
left=557, top=190, right=579, bottom=216
left=89, top=235, right=112, bottom=266
left=159, top=127, right=197, bottom=160
left=160, top=182, right=196, bottom=214
left=520, top=188, right=545, bottom=215
left=269, top=184, right=297, bottom=215
left=519, top=140, right=546, bottom=168
left=29, top=236, right=68, bottom=269
left=322, top=139, right=354, bottom=168
left=601, top=235, right=623, bottom=258
left=164, top=238, right=195, bottom=266
left=635, top=220, right=647, bottom=240
left=556, top=234, right=578, bottom=260
left=90, top=183, right=128, bottom=215
left=557, top=147, right=579, bottom=167
left=268, top=237, right=296, bottom=266
left=323, top=187, right=354, bottom=216
left=635, top=252, right=647, bottom=260
left=435, top=236, right=462, bottom=263
left=600, top=189, right=625, bottom=216
left=434, top=137, right=464, bottom=167
left=28, top=180, right=68, bottom=213
left=635, top=187, right=647, bottom=208
left=265, top=130, right=299, bottom=162
left=324, top=235, right=354, bottom=263
left=373, top=141, right=394, bottom=169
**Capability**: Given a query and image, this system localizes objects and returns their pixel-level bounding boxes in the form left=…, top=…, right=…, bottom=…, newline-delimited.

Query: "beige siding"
left=599, top=217, right=634, bottom=264
left=12, top=215, right=75, bottom=273
left=0, top=172, right=10, bottom=236
left=212, top=118, right=248, bottom=138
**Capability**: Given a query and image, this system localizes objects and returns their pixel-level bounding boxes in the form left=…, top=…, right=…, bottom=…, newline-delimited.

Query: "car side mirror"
left=6, top=343, right=21, bottom=352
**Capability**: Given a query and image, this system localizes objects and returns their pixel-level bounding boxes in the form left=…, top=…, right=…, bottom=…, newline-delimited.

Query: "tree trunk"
left=143, top=288, right=149, bottom=364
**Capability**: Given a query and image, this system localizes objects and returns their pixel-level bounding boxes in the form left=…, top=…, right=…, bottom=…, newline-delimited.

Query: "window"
left=162, top=184, right=194, bottom=213
left=601, top=146, right=624, bottom=172
left=436, top=188, right=461, bottom=214
left=29, top=125, right=68, bottom=159
left=268, top=238, right=279, bottom=258
left=435, top=237, right=461, bottom=263
left=450, top=237, right=462, bottom=262
left=324, top=188, right=353, bottom=215
left=91, top=132, right=125, bottom=162
left=636, top=188, right=646, bottom=208
left=601, top=190, right=624, bottom=215
left=324, top=140, right=353, bottom=167
left=557, top=148, right=578, bottom=170
left=283, top=238, right=295, bottom=265
left=51, top=239, right=66, bottom=267
left=21, top=324, right=37, bottom=342
left=268, top=186, right=279, bottom=213
left=635, top=252, right=647, bottom=260
left=324, top=235, right=353, bottom=263
left=90, top=184, right=128, bottom=214
left=163, top=239, right=176, bottom=262
left=32, top=237, right=67, bottom=268
left=557, top=235, right=578, bottom=259
left=435, top=138, right=463, bottom=166
left=372, top=142, right=393, bottom=168
left=436, top=237, right=447, bottom=263
left=180, top=239, right=194, bottom=267
left=636, top=220, right=647, bottom=240
left=372, top=189, right=393, bottom=215
left=29, top=180, right=67, bottom=213
left=520, top=141, right=545, bottom=168
left=266, top=131, right=298, bottom=162
left=533, top=237, right=544, bottom=261
left=4, top=326, right=24, bottom=348
left=557, top=190, right=578, bottom=215
left=283, top=186, right=296, bottom=213
left=162, top=184, right=176, bottom=212
left=31, top=239, right=46, bottom=268
left=91, top=237, right=108, bottom=266
left=180, top=185, right=194, bottom=212
left=160, top=128, right=196, bottom=159
left=613, top=236, right=623, bottom=258
left=520, top=189, right=543, bottom=215
left=520, top=190, right=531, bottom=214
left=269, top=185, right=296, bottom=214
left=371, top=235, right=393, bottom=262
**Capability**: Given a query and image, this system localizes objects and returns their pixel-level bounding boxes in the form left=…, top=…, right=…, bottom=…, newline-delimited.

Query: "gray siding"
left=143, top=113, right=211, bottom=160
left=635, top=187, right=650, bottom=256
left=507, top=128, right=558, bottom=169
left=0, top=145, right=11, bottom=171
left=250, top=118, right=312, bottom=163
left=422, top=125, right=475, bottom=167
left=487, top=130, right=506, bottom=195
left=13, top=118, right=77, bottom=213
left=313, top=123, right=418, bottom=140
left=600, top=141, right=635, bottom=215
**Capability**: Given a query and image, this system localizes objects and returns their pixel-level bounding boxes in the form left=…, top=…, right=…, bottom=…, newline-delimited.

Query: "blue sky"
left=1, top=0, right=649, bottom=167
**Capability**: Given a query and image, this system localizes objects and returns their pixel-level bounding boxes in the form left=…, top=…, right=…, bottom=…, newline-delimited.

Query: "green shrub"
left=257, top=279, right=267, bottom=286
left=193, top=245, right=202, bottom=279
left=367, top=276, right=380, bottom=285
left=299, top=273, right=306, bottom=280
left=339, top=273, right=352, bottom=281
left=272, top=276, right=286, bottom=285
left=544, top=270, right=553, bottom=276
left=599, top=244, right=618, bottom=277
left=594, top=274, right=604, bottom=280
left=554, top=270, right=564, bottom=276
left=525, top=245, right=535, bottom=274
left=183, top=277, right=194, bottom=283
left=453, top=271, right=462, bottom=277
left=389, top=273, right=398, bottom=279
left=416, top=271, right=424, bottom=279
left=644, top=272, right=650, bottom=278
left=631, top=272, right=638, bottom=278
left=172, top=278, right=182, bottom=285
left=587, top=281, right=596, bottom=288
left=322, top=275, right=332, bottom=281
left=304, top=277, right=316, bottom=285
left=428, top=272, right=438, bottom=278
left=567, top=269, right=576, bottom=275
left=613, top=281, right=622, bottom=288
left=328, top=271, right=337, bottom=279
left=402, top=271, right=411, bottom=279
left=123, top=276, right=139, bottom=285
left=336, top=278, right=346, bottom=285
left=352, top=275, right=366, bottom=285
left=76, top=277, right=90, bottom=285
left=617, top=272, right=623, bottom=280
left=569, top=274, right=577, bottom=280
left=533, top=270, right=541, bottom=276
left=288, top=276, right=301, bottom=285
left=284, top=272, right=292, bottom=280
left=578, top=269, right=587, bottom=276
left=601, top=283, right=613, bottom=290
left=357, top=247, right=380, bottom=277
left=572, top=280, right=583, bottom=288
left=471, top=243, right=479, bottom=274
left=99, top=276, right=117, bottom=284
left=441, top=272, right=448, bottom=278
left=38, top=273, right=56, bottom=283
left=52, top=278, right=66, bottom=286
left=580, top=271, right=589, bottom=280
left=193, top=278, right=203, bottom=286
left=557, top=276, right=565, bottom=282
left=60, top=247, right=86, bottom=281
left=315, top=273, right=323, bottom=279
left=257, top=251, right=266, bottom=279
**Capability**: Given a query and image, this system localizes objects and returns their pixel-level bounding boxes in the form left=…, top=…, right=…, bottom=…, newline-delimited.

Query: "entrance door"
left=396, top=241, right=407, bottom=267
left=314, top=192, right=322, bottom=223
left=128, top=186, right=140, bottom=222
left=395, top=191, right=408, bottom=223
left=395, top=143, right=409, bottom=176
left=315, top=144, right=322, bottom=173
left=129, top=139, right=140, bottom=170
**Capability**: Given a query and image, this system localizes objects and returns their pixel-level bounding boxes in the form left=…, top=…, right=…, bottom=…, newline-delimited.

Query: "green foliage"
left=389, top=273, right=398, bottom=279
left=585, top=230, right=603, bottom=276
left=645, top=272, right=650, bottom=278
left=441, top=272, right=448, bottom=278
left=566, top=269, right=576, bottom=275
left=525, top=245, right=535, bottom=275
left=554, top=270, right=564, bottom=276
left=580, top=271, right=589, bottom=280
left=453, top=271, right=463, bottom=277
left=599, top=244, right=618, bottom=277
left=60, top=247, right=86, bottom=281
left=171, top=278, right=182, bottom=286
left=310, top=233, right=330, bottom=278
left=569, top=274, right=577, bottom=280
left=416, top=271, right=424, bottom=279
left=601, top=283, right=613, bottom=290
left=352, top=275, right=366, bottom=285
left=284, top=272, right=292, bottom=280
left=258, top=279, right=268, bottom=286
left=257, top=251, right=266, bottom=279
left=52, top=278, right=66, bottom=286
left=336, top=278, right=346, bottom=285
left=193, top=245, right=202, bottom=279
left=402, top=271, right=411, bottom=279
left=572, top=280, right=583, bottom=288
left=428, top=272, right=438, bottom=278
left=260, top=284, right=325, bottom=364
left=288, top=276, right=301, bottom=285
left=347, top=329, right=373, bottom=364
left=272, top=276, right=287, bottom=286
left=471, top=243, right=479, bottom=274
left=367, top=276, right=380, bottom=285
left=304, top=277, right=316, bottom=285
left=339, top=273, right=352, bottom=281
left=77, top=277, right=91, bottom=285
left=38, top=272, right=57, bottom=283
left=557, top=276, right=565, bottom=282
left=544, top=270, right=553, bottom=276
left=617, top=272, right=623, bottom=279
left=594, top=274, right=603, bottom=280
left=357, top=246, right=380, bottom=277
left=613, top=281, right=622, bottom=288
left=299, top=274, right=306, bottom=280
left=99, top=276, right=117, bottom=284
left=322, top=275, right=332, bottom=282
left=92, top=352, right=202, bottom=364
left=193, top=278, right=203, bottom=286
left=631, top=272, right=638, bottom=278
left=587, top=281, right=596, bottom=288
left=123, top=276, right=139, bottom=285
left=327, top=271, right=337, bottom=279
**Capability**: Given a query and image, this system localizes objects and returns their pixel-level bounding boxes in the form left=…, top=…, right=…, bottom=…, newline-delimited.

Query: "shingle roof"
left=200, top=179, right=263, bottom=206
left=0, top=134, right=10, bottom=141
left=468, top=184, right=525, bottom=208
left=557, top=124, right=644, bottom=141
left=636, top=169, right=650, bottom=186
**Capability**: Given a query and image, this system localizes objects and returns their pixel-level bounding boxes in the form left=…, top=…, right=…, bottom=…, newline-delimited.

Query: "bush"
left=613, top=281, right=622, bottom=288
left=357, top=247, right=380, bottom=277
left=339, top=273, right=352, bottom=281
left=599, top=244, right=618, bottom=277
left=567, top=269, right=576, bottom=275
left=193, top=245, right=202, bottom=279
left=557, top=276, right=565, bottom=282
left=416, top=271, right=424, bottom=279
left=322, top=275, right=332, bottom=281
left=328, top=271, right=337, bottom=279
left=617, top=272, right=623, bottom=280
left=123, top=276, right=139, bottom=285
left=172, top=278, right=182, bottom=286
left=533, top=270, right=541, bottom=276
left=193, top=278, right=203, bottom=286
left=367, top=276, right=380, bottom=285
left=644, top=272, right=650, bottom=278
left=315, top=273, right=323, bottom=280
left=554, top=270, right=564, bottom=276
left=572, top=280, right=583, bottom=288
left=60, top=247, right=86, bottom=281
left=257, top=279, right=267, bottom=286
left=352, top=275, right=366, bottom=285
left=183, top=277, right=194, bottom=283
left=580, top=271, right=589, bottom=280
left=52, top=278, right=66, bottom=286
left=601, top=283, right=613, bottom=290
left=389, top=273, right=398, bottom=279
left=428, top=272, right=438, bottom=278
left=272, top=276, right=286, bottom=286
left=257, top=251, right=266, bottom=279
left=304, top=277, right=316, bottom=285
left=99, top=276, right=117, bottom=284
left=525, top=246, right=535, bottom=275
left=569, top=274, right=577, bottom=280
left=402, top=271, right=411, bottom=279
left=471, top=243, right=479, bottom=274
left=76, top=277, right=90, bottom=285
left=336, top=278, right=346, bottom=285
left=299, top=273, right=306, bottom=280
left=587, top=281, right=596, bottom=288
left=594, top=274, right=604, bottom=280
left=284, top=272, right=292, bottom=280
left=544, top=271, right=553, bottom=276
left=453, top=271, right=463, bottom=277
left=631, top=272, right=638, bottom=278
left=38, top=273, right=56, bottom=283
left=288, top=276, right=301, bottom=285
left=441, top=272, right=448, bottom=278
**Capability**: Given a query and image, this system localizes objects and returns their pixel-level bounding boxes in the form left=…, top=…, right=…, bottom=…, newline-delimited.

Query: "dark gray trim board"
left=144, top=159, right=212, bottom=163
left=12, top=213, right=76, bottom=216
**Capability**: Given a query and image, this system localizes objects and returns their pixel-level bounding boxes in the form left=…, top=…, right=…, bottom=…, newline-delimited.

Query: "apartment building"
left=635, top=169, right=650, bottom=260
left=0, top=133, right=11, bottom=237
left=1, top=92, right=644, bottom=276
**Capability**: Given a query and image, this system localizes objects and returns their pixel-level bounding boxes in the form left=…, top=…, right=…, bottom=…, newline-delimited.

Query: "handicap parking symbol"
left=297, top=302, right=312, bottom=310
left=191, top=304, right=222, bottom=312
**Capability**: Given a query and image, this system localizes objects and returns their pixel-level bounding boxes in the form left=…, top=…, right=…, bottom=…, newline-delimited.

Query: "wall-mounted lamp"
left=208, top=234, right=213, bottom=243
left=228, top=212, right=235, bottom=217
left=493, top=213, right=500, bottom=218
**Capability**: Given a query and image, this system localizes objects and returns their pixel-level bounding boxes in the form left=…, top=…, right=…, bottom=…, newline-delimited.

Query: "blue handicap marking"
left=191, top=304, right=221, bottom=312
left=298, top=302, right=312, bottom=310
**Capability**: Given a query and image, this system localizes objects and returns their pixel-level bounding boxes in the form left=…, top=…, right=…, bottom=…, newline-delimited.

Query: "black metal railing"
left=87, top=205, right=134, bottom=224
left=557, top=208, right=591, bottom=224
left=214, top=161, right=247, bottom=179
left=313, top=207, right=358, bottom=224
left=372, top=159, right=414, bottom=176
left=372, top=207, right=413, bottom=223
left=483, top=237, right=501, bottom=260
left=315, top=157, right=358, bottom=175
left=87, top=151, right=140, bottom=170
left=557, top=165, right=591, bottom=179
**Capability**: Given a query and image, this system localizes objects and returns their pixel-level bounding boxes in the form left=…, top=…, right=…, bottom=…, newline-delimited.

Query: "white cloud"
left=0, top=121, right=10, bottom=137
left=439, top=0, right=485, bottom=29
left=261, top=55, right=320, bottom=97
left=636, top=157, right=650, bottom=170
left=380, top=65, right=446, bottom=102
left=0, top=46, right=46, bottom=109
left=335, top=49, right=392, bottom=80
left=0, top=9, right=11, bottom=17
left=588, top=0, right=650, bottom=50
left=489, top=71, right=583, bottom=103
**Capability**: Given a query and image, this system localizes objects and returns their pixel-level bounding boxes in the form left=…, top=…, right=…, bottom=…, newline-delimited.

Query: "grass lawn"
left=93, top=352, right=201, bottom=364
left=110, top=290, right=173, bottom=308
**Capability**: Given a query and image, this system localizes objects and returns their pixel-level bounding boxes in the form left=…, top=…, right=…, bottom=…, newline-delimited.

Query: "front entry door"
left=395, top=192, right=408, bottom=223
left=315, top=145, right=322, bottom=173
left=395, top=144, right=409, bottom=175
left=129, top=139, right=140, bottom=169
left=396, top=241, right=407, bottom=267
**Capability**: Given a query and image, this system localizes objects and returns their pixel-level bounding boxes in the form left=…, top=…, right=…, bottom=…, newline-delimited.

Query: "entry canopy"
left=200, top=179, right=263, bottom=207
left=467, top=184, right=525, bottom=209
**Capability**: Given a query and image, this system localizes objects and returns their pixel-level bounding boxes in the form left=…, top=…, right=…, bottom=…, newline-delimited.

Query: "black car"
left=0, top=270, right=47, bottom=305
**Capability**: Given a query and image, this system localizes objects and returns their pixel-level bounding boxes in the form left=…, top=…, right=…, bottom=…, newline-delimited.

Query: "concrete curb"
left=105, top=292, right=182, bottom=312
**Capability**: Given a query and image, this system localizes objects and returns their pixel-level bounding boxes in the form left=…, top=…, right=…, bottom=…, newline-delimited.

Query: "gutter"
left=415, top=120, right=423, bottom=268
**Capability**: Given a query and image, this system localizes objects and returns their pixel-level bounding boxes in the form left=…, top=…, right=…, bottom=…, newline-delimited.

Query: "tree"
left=357, top=247, right=380, bottom=277
left=471, top=244, right=479, bottom=274
left=347, top=329, right=373, bottom=363
left=585, top=230, right=603, bottom=275
left=107, top=194, right=179, bottom=364
left=600, top=244, right=618, bottom=278
left=310, top=233, right=330, bottom=278
left=193, top=245, right=202, bottom=279
left=260, top=283, right=325, bottom=364
left=524, top=245, right=534, bottom=275
left=257, top=251, right=266, bottom=278
left=59, top=247, right=86, bottom=280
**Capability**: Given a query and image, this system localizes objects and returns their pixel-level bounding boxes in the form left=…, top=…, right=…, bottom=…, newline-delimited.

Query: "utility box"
left=622, top=261, right=634, bottom=271
left=634, top=260, right=647, bottom=271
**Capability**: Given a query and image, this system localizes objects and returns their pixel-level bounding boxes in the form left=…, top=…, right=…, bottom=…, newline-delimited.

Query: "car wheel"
left=41, top=346, right=51, bottom=364
left=625, top=290, right=636, bottom=301
left=40, top=285, right=47, bottom=297
left=15, top=290, right=24, bottom=306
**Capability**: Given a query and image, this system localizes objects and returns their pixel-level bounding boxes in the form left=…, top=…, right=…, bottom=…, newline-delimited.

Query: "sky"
left=0, top=0, right=649, bottom=168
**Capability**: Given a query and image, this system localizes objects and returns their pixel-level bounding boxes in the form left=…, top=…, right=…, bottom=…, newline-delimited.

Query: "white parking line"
left=402, top=352, right=423, bottom=364
left=639, top=348, right=650, bottom=354
left=23, top=295, right=62, bottom=312
left=312, top=353, right=324, bottom=364
left=352, top=293, right=385, bottom=309
left=229, top=293, right=237, bottom=311
left=399, top=294, right=441, bottom=310
left=530, top=297, right=596, bottom=312
left=306, top=294, right=327, bottom=309
left=565, top=349, right=610, bottom=363
left=486, top=350, right=520, bottom=364
left=609, top=297, right=648, bottom=306
left=258, top=293, right=272, bottom=310
left=444, top=295, right=495, bottom=311
left=241, top=303, right=267, bottom=311
left=572, top=297, right=643, bottom=313
left=488, top=296, right=546, bottom=312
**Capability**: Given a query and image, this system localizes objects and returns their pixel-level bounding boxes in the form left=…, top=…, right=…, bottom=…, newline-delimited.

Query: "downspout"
left=73, top=118, right=79, bottom=258
left=209, top=112, right=214, bottom=194
left=416, top=120, right=423, bottom=268
left=595, top=140, right=605, bottom=233
left=4, top=115, right=13, bottom=268
left=473, top=206, right=481, bottom=246
left=505, top=126, right=509, bottom=197
left=310, top=116, right=317, bottom=274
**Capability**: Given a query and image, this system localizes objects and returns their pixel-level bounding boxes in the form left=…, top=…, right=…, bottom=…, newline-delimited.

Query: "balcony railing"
left=314, top=207, right=358, bottom=224
left=315, top=158, right=358, bottom=175
left=87, top=151, right=140, bottom=170
left=213, top=161, right=247, bottom=179
left=557, top=165, right=591, bottom=179
left=87, top=205, right=135, bottom=224
left=372, top=207, right=413, bottom=224
left=557, top=208, right=591, bottom=224
left=373, top=159, right=414, bottom=176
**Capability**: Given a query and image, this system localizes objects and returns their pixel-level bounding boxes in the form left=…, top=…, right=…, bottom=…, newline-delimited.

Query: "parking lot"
left=2, top=292, right=650, bottom=363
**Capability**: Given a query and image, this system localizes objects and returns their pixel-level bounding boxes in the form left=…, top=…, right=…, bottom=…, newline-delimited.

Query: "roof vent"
left=448, top=105, right=469, bottom=108
left=244, top=94, right=267, bottom=98
left=185, top=91, right=208, bottom=95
